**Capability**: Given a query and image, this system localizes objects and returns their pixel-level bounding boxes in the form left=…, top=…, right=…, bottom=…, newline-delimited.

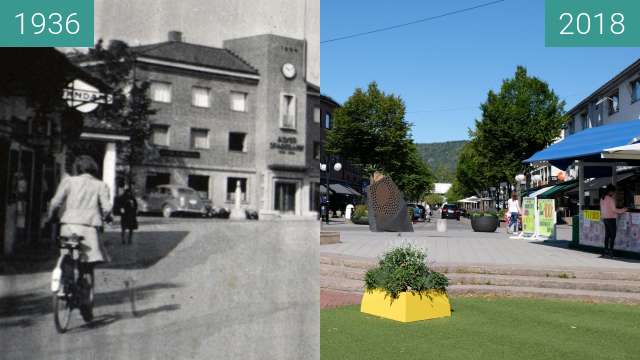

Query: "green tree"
left=79, top=39, right=156, bottom=185
left=326, top=82, right=432, bottom=197
left=470, top=66, right=566, bottom=186
left=424, top=193, right=444, bottom=206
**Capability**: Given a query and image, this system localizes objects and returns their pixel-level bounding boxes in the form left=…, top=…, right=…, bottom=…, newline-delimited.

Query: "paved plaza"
left=0, top=218, right=318, bottom=360
left=322, top=218, right=640, bottom=270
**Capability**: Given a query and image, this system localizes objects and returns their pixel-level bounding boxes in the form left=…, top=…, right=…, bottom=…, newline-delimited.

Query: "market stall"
left=525, top=120, right=640, bottom=256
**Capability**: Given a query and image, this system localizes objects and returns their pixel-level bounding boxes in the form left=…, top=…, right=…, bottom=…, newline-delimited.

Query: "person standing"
left=345, top=203, right=355, bottom=223
left=507, top=192, right=521, bottom=234
left=600, top=184, right=627, bottom=258
left=117, top=188, right=138, bottom=245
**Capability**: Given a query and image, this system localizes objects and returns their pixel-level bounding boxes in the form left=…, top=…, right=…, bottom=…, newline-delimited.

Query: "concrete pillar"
left=578, top=160, right=584, bottom=215
left=103, top=142, right=117, bottom=203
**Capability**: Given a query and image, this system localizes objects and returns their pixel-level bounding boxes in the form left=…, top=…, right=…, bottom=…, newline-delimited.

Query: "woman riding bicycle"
left=48, top=155, right=113, bottom=284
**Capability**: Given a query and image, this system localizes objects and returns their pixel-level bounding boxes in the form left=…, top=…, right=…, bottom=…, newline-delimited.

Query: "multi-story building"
left=531, top=58, right=640, bottom=187
left=125, top=31, right=319, bottom=217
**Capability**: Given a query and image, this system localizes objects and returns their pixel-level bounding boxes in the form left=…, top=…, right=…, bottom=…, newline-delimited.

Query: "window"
left=313, top=107, right=321, bottom=123
left=230, top=91, right=247, bottom=112
left=152, top=125, right=170, bottom=146
left=324, top=113, right=332, bottom=129
left=192, top=87, right=210, bottom=108
left=191, top=128, right=209, bottom=149
left=229, top=132, right=247, bottom=152
left=226, top=177, right=247, bottom=202
left=150, top=82, right=172, bottom=103
left=580, top=112, right=589, bottom=130
left=567, top=120, right=575, bottom=135
left=188, top=175, right=210, bottom=199
left=609, top=91, right=620, bottom=115
left=632, top=79, right=640, bottom=103
left=280, top=94, right=296, bottom=129
left=313, top=141, right=321, bottom=160
left=274, top=182, right=297, bottom=213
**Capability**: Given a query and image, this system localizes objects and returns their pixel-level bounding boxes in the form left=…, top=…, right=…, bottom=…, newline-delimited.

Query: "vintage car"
left=137, top=184, right=210, bottom=218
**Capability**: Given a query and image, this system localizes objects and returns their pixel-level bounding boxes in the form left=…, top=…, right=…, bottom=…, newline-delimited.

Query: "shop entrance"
left=188, top=175, right=210, bottom=199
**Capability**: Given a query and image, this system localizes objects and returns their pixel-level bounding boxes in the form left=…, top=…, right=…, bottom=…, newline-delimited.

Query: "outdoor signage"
left=158, top=149, right=201, bottom=159
left=522, top=198, right=536, bottom=235
left=270, top=136, right=304, bottom=155
left=583, top=210, right=601, bottom=222
left=62, top=79, right=113, bottom=113
left=537, top=199, right=555, bottom=237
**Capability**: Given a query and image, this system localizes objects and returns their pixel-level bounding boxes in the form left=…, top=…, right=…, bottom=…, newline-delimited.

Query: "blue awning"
left=524, top=120, right=640, bottom=169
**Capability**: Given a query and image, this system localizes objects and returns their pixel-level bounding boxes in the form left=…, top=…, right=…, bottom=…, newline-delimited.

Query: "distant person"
left=507, top=192, right=520, bottom=234
left=345, top=203, right=355, bottom=222
left=600, top=184, right=628, bottom=258
left=117, top=188, right=138, bottom=245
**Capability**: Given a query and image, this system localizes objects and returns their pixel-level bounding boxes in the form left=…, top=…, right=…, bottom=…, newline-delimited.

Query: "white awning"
left=602, top=143, right=640, bottom=160
left=527, top=186, right=554, bottom=198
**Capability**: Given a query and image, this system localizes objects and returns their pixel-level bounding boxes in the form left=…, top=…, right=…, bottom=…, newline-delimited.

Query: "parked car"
left=407, top=204, right=427, bottom=221
left=441, top=204, right=461, bottom=220
left=137, top=184, right=210, bottom=218
left=459, top=208, right=468, bottom=218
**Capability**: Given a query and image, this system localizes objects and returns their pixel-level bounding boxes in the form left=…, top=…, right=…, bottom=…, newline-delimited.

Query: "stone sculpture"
left=367, top=172, right=413, bottom=232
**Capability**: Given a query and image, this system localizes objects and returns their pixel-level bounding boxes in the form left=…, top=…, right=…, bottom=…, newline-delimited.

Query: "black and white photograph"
left=1, top=1, right=320, bottom=359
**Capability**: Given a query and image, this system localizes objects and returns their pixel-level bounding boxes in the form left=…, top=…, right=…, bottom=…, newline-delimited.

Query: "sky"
left=94, top=0, right=319, bottom=85
left=320, top=0, right=640, bottom=144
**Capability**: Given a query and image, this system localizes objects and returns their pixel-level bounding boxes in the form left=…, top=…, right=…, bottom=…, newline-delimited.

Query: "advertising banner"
left=522, top=197, right=536, bottom=234
left=538, top=199, right=555, bottom=237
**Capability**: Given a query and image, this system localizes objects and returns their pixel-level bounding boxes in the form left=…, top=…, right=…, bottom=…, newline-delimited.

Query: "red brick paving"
left=321, top=289, right=362, bottom=309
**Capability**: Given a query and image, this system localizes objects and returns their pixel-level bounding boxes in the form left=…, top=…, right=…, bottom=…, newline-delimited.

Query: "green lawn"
left=321, top=297, right=640, bottom=360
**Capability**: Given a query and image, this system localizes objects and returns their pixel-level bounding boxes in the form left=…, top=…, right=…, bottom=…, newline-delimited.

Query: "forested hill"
left=416, top=140, right=468, bottom=182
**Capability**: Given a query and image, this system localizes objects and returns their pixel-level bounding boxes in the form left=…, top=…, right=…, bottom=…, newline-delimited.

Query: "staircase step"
left=321, top=275, right=364, bottom=293
left=321, top=253, right=640, bottom=281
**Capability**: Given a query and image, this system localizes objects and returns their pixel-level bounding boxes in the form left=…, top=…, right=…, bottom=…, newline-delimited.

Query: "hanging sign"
left=62, top=79, right=113, bottom=113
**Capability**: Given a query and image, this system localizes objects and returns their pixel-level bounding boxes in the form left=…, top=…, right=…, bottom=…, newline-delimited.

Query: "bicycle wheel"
left=53, top=292, right=72, bottom=333
left=79, top=270, right=94, bottom=322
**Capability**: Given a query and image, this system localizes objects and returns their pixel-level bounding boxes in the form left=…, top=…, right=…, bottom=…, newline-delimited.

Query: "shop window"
left=145, top=173, right=170, bottom=193
left=229, top=132, right=247, bottom=152
left=188, top=175, right=210, bottom=199
left=280, top=94, right=296, bottom=129
left=274, top=182, right=296, bottom=213
left=580, top=112, right=589, bottom=130
left=192, top=87, right=210, bottom=108
left=191, top=128, right=209, bottom=149
left=230, top=91, right=247, bottom=112
left=310, top=182, right=320, bottom=212
left=152, top=125, right=170, bottom=147
left=150, top=82, right=172, bottom=103
left=226, top=177, right=247, bottom=202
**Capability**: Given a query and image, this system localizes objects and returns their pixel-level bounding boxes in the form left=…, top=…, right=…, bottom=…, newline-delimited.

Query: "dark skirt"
left=120, top=211, right=138, bottom=230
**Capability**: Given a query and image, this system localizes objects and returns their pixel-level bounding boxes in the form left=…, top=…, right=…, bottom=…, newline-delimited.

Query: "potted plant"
left=351, top=205, right=369, bottom=225
left=470, top=211, right=499, bottom=232
left=361, top=246, right=451, bottom=322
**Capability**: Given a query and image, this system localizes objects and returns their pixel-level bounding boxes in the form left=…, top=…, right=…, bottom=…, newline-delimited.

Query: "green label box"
left=545, top=0, right=640, bottom=47
left=0, top=0, right=94, bottom=47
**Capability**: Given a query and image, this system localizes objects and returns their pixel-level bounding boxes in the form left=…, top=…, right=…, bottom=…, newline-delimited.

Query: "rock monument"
left=367, top=172, right=413, bottom=232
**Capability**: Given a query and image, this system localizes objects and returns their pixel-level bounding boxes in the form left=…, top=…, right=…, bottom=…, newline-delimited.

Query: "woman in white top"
left=507, top=192, right=520, bottom=234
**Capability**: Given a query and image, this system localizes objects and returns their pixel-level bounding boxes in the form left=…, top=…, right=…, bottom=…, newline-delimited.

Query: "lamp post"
left=515, top=174, right=526, bottom=202
left=320, top=158, right=342, bottom=224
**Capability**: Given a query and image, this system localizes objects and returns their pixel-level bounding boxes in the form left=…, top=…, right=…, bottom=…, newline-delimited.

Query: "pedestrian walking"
left=507, top=192, right=520, bottom=234
left=117, top=188, right=138, bottom=245
left=600, top=184, right=628, bottom=258
left=47, top=155, right=113, bottom=285
left=345, top=203, right=355, bottom=223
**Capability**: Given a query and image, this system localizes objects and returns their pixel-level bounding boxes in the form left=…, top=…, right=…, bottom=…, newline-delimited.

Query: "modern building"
left=98, top=31, right=321, bottom=217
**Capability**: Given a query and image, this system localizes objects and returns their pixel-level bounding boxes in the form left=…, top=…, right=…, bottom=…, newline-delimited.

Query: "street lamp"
left=320, top=158, right=342, bottom=224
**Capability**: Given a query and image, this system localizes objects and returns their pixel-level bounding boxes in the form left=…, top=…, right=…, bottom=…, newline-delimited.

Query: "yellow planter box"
left=360, top=289, right=451, bottom=323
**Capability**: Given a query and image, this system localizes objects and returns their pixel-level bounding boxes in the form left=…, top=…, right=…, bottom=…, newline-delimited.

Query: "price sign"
left=0, top=0, right=93, bottom=47
left=545, top=0, right=640, bottom=47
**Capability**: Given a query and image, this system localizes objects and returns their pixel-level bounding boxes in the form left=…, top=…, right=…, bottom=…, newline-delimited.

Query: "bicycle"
left=51, top=233, right=94, bottom=333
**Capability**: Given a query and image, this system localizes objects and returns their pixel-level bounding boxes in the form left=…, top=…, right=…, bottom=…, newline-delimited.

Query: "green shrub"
left=364, top=246, right=449, bottom=301
left=353, top=205, right=368, bottom=219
